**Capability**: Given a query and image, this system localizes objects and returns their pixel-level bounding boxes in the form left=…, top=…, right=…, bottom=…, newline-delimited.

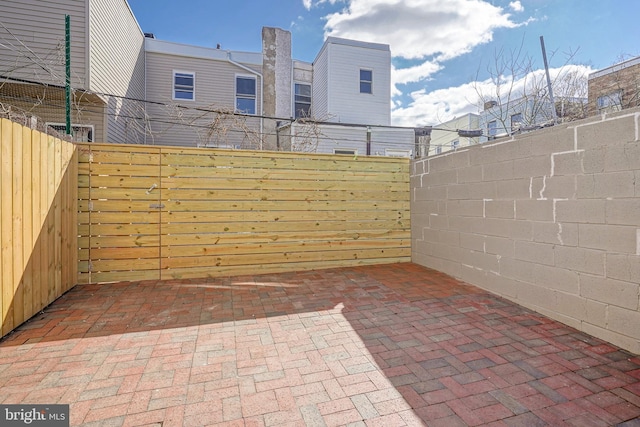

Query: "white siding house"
left=312, top=37, right=391, bottom=126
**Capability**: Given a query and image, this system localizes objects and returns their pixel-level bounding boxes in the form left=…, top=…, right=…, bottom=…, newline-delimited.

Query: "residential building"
left=428, top=113, right=480, bottom=155
left=0, top=0, right=414, bottom=155
left=588, top=55, right=640, bottom=115
left=0, top=0, right=145, bottom=143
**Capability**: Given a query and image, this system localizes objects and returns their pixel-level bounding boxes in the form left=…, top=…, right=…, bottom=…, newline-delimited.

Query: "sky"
left=128, top=0, right=640, bottom=127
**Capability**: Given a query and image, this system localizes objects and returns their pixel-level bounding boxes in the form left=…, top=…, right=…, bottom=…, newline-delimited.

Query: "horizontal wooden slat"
left=77, top=143, right=410, bottom=284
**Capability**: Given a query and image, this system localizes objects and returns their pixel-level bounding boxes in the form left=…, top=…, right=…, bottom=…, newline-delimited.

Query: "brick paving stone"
left=0, top=263, right=638, bottom=426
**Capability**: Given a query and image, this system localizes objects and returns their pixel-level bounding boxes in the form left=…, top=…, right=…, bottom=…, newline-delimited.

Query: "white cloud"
left=302, top=0, right=312, bottom=10
left=391, top=64, right=593, bottom=127
left=323, top=0, right=521, bottom=61
left=509, top=1, right=524, bottom=12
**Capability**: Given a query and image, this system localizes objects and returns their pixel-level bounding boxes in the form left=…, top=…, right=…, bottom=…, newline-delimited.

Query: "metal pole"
left=539, top=36, right=558, bottom=124
left=366, top=126, right=371, bottom=155
left=65, top=15, right=72, bottom=136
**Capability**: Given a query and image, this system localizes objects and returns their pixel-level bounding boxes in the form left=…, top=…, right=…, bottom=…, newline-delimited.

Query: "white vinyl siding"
left=0, top=0, right=87, bottom=88
left=145, top=50, right=261, bottom=147
left=313, top=38, right=391, bottom=126
left=311, top=48, right=329, bottom=120
left=292, top=124, right=413, bottom=156
left=89, top=0, right=145, bottom=143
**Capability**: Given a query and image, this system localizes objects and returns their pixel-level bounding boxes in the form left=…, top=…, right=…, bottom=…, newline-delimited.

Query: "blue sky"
left=128, top=0, right=640, bottom=126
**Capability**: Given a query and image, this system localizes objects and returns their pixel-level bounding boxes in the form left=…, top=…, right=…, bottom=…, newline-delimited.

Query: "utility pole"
left=540, top=36, right=558, bottom=124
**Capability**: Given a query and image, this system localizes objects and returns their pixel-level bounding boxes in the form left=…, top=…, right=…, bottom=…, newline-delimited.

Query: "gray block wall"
left=411, top=108, right=640, bottom=354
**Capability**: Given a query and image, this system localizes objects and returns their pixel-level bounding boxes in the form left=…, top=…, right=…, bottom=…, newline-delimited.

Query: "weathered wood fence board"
left=0, top=119, right=77, bottom=338
left=78, top=143, right=410, bottom=283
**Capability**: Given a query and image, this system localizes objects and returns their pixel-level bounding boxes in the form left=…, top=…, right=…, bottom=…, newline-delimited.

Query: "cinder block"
left=496, top=178, right=531, bottom=200
left=577, top=171, right=635, bottom=198
left=607, top=305, right=640, bottom=340
left=457, top=165, right=483, bottom=183
left=446, top=200, right=484, bottom=217
left=447, top=215, right=477, bottom=233
left=533, top=221, right=578, bottom=246
left=514, top=240, right=555, bottom=266
left=515, top=199, right=554, bottom=221
left=484, top=235, right=515, bottom=258
left=525, top=125, right=575, bottom=155
left=605, top=254, right=640, bottom=283
left=517, top=281, right=555, bottom=311
left=485, top=272, right=520, bottom=299
left=467, top=181, right=497, bottom=200
left=475, top=218, right=532, bottom=240
left=552, top=150, right=584, bottom=176
left=428, top=169, right=458, bottom=186
left=410, top=213, right=430, bottom=235
left=499, top=257, right=536, bottom=283
left=554, top=292, right=587, bottom=321
left=585, top=299, right=607, bottom=329
left=582, top=147, right=605, bottom=173
left=513, top=155, right=551, bottom=179
left=578, top=224, right=637, bottom=253
left=429, top=213, right=448, bottom=230
left=602, top=142, right=640, bottom=172
left=605, top=199, right=640, bottom=226
left=438, top=229, right=460, bottom=247
left=459, top=232, right=484, bottom=252
left=555, top=200, right=606, bottom=224
left=459, top=263, right=488, bottom=288
left=447, top=184, right=469, bottom=200
left=576, top=114, right=637, bottom=150
left=533, top=264, right=580, bottom=294
left=411, top=200, right=438, bottom=215
left=413, top=184, right=446, bottom=201
left=580, top=274, right=639, bottom=310
left=542, top=175, right=577, bottom=199
left=483, top=161, right=514, bottom=181
left=485, top=200, right=515, bottom=219
left=554, top=246, right=605, bottom=275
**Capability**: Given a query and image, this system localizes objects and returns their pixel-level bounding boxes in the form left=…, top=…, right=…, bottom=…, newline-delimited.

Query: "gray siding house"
left=0, top=0, right=144, bottom=143
left=0, top=0, right=414, bottom=155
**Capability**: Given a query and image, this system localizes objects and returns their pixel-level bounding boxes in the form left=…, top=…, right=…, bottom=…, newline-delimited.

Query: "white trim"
left=46, top=123, right=95, bottom=142
left=172, top=70, right=195, bottom=102
left=235, top=73, right=257, bottom=115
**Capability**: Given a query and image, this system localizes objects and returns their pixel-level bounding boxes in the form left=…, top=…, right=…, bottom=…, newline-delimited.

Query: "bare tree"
left=473, top=37, right=588, bottom=138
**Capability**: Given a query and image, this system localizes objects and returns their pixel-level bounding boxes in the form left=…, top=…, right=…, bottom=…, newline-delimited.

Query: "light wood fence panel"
left=78, top=143, right=410, bottom=283
left=0, top=119, right=77, bottom=338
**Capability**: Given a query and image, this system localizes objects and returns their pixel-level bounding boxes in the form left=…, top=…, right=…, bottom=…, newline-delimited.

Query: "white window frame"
left=488, top=120, right=497, bottom=137
left=435, top=145, right=442, bottom=155
left=385, top=149, right=412, bottom=158
left=236, top=74, right=257, bottom=115
left=46, top=123, right=94, bottom=142
left=359, top=69, right=373, bottom=94
left=173, top=70, right=195, bottom=101
left=451, top=140, right=459, bottom=150
left=334, top=148, right=357, bottom=155
left=294, top=82, right=312, bottom=119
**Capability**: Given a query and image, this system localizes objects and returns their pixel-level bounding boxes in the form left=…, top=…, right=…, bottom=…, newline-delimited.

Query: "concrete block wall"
left=411, top=108, right=640, bottom=354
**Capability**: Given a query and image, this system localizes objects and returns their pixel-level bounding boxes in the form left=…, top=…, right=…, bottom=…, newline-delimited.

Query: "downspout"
left=226, top=51, right=264, bottom=148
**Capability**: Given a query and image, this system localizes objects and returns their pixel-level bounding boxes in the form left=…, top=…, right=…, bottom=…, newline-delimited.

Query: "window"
left=488, top=120, right=497, bottom=137
left=360, top=69, right=372, bottom=94
left=294, top=83, right=311, bottom=118
left=435, top=145, right=442, bottom=155
left=511, top=113, right=523, bottom=132
left=385, top=149, right=412, bottom=158
left=236, top=76, right=256, bottom=114
left=46, top=123, right=94, bottom=142
left=334, top=149, right=357, bottom=155
left=597, top=90, right=622, bottom=113
left=173, top=71, right=194, bottom=100
left=451, top=140, right=459, bottom=150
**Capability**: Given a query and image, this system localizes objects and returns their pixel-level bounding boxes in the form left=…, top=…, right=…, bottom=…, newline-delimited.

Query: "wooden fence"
left=0, top=119, right=77, bottom=337
left=78, top=143, right=410, bottom=283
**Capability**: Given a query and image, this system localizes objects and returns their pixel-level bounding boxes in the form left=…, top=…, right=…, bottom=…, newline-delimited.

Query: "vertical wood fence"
left=0, top=119, right=77, bottom=338
left=78, top=143, right=410, bottom=284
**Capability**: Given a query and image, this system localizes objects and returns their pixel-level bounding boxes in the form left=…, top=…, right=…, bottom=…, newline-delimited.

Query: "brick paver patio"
left=1, top=263, right=639, bottom=426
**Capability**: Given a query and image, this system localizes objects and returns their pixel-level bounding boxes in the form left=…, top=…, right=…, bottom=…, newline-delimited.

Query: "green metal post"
left=65, top=14, right=71, bottom=136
